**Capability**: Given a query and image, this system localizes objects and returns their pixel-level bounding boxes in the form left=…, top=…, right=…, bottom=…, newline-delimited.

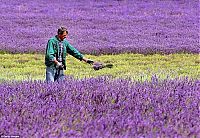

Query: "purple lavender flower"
left=0, top=0, right=199, bottom=54
left=0, top=77, right=199, bottom=137
left=93, top=62, right=104, bottom=70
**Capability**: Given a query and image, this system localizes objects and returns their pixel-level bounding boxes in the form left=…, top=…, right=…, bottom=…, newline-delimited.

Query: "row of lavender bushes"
left=0, top=76, right=199, bottom=137
left=0, top=0, right=199, bottom=55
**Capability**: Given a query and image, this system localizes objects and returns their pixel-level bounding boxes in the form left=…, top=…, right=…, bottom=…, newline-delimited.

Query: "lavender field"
left=0, top=77, right=200, bottom=137
left=0, top=0, right=200, bottom=137
left=0, top=0, right=199, bottom=54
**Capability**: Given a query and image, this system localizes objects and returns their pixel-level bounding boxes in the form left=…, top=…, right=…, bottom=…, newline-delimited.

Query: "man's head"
left=57, top=27, right=68, bottom=41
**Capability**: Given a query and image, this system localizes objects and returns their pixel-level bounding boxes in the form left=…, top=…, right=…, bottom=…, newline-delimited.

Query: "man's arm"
left=67, top=43, right=94, bottom=64
left=45, top=40, right=56, bottom=62
left=46, top=40, right=64, bottom=68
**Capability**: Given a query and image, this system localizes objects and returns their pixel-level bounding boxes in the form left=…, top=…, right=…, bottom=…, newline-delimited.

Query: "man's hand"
left=82, top=57, right=94, bottom=64
left=56, top=62, right=64, bottom=69
left=86, top=59, right=94, bottom=64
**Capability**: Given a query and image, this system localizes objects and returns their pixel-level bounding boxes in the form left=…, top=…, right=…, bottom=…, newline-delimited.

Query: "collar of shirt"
left=56, top=35, right=63, bottom=42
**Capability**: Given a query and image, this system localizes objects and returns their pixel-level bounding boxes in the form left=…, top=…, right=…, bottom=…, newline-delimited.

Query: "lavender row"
left=0, top=76, right=199, bottom=137
left=0, top=0, right=199, bottom=55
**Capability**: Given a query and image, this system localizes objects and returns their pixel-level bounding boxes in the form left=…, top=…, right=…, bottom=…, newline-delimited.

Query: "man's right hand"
left=56, top=62, right=64, bottom=69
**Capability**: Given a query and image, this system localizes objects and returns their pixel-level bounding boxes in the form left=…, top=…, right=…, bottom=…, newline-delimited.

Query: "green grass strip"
left=0, top=53, right=199, bottom=82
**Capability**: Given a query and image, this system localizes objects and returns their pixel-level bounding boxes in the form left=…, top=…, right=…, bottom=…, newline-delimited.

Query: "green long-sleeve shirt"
left=45, top=36, right=83, bottom=69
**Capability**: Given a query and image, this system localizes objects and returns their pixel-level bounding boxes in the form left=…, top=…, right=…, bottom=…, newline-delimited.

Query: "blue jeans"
left=46, top=67, right=65, bottom=82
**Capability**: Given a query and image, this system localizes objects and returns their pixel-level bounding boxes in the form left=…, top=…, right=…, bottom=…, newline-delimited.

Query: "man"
left=45, top=26, right=94, bottom=82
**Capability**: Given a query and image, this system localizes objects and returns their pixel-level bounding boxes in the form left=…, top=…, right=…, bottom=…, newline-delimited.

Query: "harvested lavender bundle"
left=93, top=62, right=113, bottom=70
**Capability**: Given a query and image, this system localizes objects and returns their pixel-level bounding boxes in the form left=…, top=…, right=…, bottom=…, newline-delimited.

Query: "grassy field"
left=0, top=53, right=199, bottom=82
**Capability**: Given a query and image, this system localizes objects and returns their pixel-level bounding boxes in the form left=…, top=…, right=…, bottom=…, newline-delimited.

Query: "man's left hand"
left=86, top=59, right=94, bottom=64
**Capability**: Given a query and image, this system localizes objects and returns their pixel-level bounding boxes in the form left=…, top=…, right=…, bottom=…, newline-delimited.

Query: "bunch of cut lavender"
left=93, top=62, right=113, bottom=70
left=93, top=62, right=104, bottom=70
